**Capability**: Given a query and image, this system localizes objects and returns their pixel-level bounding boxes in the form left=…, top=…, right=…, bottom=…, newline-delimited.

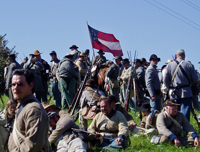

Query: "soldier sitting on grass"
left=88, top=97, right=129, bottom=150
left=138, top=102, right=158, bottom=129
left=156, top=99, right=199, bottom=147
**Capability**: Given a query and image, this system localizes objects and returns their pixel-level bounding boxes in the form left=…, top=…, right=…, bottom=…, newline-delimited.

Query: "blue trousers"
left=52, top=79, right=61, bottom=107
left=150, top=95, right=161, bottom=112
left=100, top=136, right=126, bottom=150
left=179, top=97, right=192, bottom=121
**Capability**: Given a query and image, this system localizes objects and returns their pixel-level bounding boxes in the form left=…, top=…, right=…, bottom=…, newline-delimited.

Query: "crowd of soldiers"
left=1, top=46, right=200, bottom=151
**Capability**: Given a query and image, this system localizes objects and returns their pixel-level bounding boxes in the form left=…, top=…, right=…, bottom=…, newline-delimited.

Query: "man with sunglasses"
left=8, top=69, right=51, bottom=152
left=145, top=54, right=162, bottom=112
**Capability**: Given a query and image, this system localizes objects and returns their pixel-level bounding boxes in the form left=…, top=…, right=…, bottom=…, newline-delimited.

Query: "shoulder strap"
left=175, top=60, right=191, bottom=84
left=164, top=110, right=186, bottom=135
left=97, top=119, right=108, bottom=130
left=171, top=60, right=184, bottom=84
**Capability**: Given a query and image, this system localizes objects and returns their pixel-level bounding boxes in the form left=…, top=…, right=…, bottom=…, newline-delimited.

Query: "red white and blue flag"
left=88, top=25, right=123, bottom=57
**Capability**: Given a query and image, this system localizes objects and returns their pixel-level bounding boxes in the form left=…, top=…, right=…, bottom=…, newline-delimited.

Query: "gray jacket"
left=136, top=65, right=146, bottom=89
left=50, top=58, right=60, bottom=77
left=6, top=61, right=22, bottom=88
left=24, top=61, right=44, bottom=92
left=145, top=63, right=161, bottom=97
left=106, top=64, right=120, bottom=79
left=163, top=58, right=198, bottom=98
left=58, top=58, right=79, bottom=80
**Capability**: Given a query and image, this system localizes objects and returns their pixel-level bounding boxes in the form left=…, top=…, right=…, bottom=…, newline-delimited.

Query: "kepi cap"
left=163, top=99, right=180, bottom=107
left=50, top=51, right=57, bottom=55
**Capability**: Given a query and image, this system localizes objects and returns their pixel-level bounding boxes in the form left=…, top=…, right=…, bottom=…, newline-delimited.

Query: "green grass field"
left=1, top=94, right=200, bottom=152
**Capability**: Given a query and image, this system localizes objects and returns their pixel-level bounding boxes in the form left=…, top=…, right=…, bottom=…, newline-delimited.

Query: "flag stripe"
left=98, top=39, right=122, bottom=50
left=98, top=31, right=119, bottom=42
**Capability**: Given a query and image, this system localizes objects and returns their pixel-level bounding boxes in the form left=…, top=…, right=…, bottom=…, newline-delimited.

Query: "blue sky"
left=1, top=0, right=200, bottom=71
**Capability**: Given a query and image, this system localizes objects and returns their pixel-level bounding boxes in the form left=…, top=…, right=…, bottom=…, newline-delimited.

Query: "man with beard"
left=8, top=69, right=50, bottom=152
left=88, top=97, right=129, bottom=150
left=156, top=99, right=199, bottom=147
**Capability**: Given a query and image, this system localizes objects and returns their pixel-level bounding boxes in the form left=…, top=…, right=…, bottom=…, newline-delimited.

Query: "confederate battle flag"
left=88, top=25, right=123, bottom=57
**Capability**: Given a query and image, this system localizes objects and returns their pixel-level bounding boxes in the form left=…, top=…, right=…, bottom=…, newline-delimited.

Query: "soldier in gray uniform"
left=5, top=54, right=22, bottom=99
left=85, top=49, right=91, bottom=66
left=92, top=49, right=107, bottom=69
left=69, top=45, right=80, bottom=61
left=49, top=51, right=61, bottom=107
left=58, top=54, right=79, bottom=109
left=106, top=58, right=120, bottom=102
left=163, top=49, right=198, bottom=121
left=134, top=59, right=146, bottom=105
left=157, top=99, right=199, bottom=147
left=24, top=54, right=44, bottom=102
left=114, top=56, right=124, bottom=76
left=145, top=54, right=161, bottom=112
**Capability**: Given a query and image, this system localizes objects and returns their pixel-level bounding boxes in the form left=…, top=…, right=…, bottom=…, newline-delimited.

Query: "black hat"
left=134, top=59, right=142, bottom=64
left=97, top=49, right=105, bottom=54
left=50, top=50, right=57, bottom=55
left=108, top=95, right=117, bottom=103
left=149, top=54, right=160, bottom=62
left=29, top=54, right=35, bottom=58
left=8, top=54, right=16, bottom=60
left=163, top=99, right=180, bottom=107
left=122, top=58, right=130, bottom=64
left=70, top=45, right=78, bottom=49
left=85, top=49, right=90, bottom=54
left=85, top=79, right=96, bottom=87
left=65, top=53, right=74, bottom=58
left=138, top=102, right=151, bottom=112
left=113, top=56, right=123, bottom=60
left=24, top=57, right=28, bottom=61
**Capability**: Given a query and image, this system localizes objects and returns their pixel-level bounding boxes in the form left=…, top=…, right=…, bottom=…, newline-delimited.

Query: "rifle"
left=124, top=70, right=133, bottom=111
left=68, top=67, right=90, bottom=115
left=124, top=51, right=135, bottom=111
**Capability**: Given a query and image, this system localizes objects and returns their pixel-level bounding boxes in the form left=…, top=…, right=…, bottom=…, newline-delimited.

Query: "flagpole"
left=86, top=20, right=95, bottom=62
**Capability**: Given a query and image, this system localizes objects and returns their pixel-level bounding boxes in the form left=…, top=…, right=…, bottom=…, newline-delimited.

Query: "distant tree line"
left=0, top=34, right=17, bottom=93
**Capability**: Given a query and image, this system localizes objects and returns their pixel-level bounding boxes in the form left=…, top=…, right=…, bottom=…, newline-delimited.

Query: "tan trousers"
left=57, top=137, right=88, bottom=152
